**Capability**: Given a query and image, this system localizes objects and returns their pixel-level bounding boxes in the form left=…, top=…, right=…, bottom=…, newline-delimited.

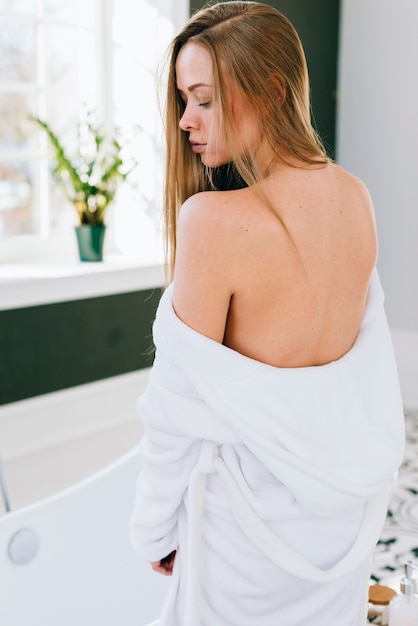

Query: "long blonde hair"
left=163, top=1, right=329, bottom=280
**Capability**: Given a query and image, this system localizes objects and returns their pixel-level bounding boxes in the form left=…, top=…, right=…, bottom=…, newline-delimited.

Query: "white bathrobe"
left=130, top=269, right=405, bottom=626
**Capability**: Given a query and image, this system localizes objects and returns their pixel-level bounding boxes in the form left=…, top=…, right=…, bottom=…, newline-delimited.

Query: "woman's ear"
left=267, top=73, right=286, bottom=106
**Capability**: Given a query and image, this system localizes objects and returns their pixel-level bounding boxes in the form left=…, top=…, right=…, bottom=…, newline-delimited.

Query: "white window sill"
left=0, top=256, right=165, bottom=310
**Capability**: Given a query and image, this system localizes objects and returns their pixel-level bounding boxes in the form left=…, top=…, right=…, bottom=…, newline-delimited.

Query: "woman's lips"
left=191, top=143, right=205, bottom=153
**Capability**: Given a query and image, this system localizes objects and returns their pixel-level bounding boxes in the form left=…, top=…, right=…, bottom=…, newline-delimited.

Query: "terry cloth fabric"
left=130, top=269, right=405, bottom=626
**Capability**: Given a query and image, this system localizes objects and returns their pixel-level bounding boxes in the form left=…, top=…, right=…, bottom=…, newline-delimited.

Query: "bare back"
left=173, top=162, right=377, bottom=369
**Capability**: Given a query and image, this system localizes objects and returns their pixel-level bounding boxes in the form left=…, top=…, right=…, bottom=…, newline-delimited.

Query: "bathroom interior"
left=0, top=0, right=417, bottom=625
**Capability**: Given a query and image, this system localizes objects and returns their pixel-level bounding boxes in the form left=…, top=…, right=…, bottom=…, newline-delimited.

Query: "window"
left=0, top=0, right=187, bottom=263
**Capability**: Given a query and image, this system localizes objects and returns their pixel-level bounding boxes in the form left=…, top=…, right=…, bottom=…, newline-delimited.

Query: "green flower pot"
left=75, top=225, right=106, bottom=262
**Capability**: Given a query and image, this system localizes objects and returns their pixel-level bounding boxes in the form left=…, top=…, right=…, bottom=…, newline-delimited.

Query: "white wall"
left=337, top=0, right=418, bottom=333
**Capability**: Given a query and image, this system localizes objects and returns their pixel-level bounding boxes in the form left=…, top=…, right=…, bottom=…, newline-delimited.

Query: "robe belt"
left=184, top=440, right=391, bottom=625
left=184, top=441, right=217, bottom=626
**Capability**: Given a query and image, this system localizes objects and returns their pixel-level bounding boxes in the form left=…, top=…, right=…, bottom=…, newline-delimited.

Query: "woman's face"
left=175, top=42, right=258, bottom=168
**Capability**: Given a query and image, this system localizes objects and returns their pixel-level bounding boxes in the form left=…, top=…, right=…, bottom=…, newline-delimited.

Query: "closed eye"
left=198, top=100, right=212, bottom=107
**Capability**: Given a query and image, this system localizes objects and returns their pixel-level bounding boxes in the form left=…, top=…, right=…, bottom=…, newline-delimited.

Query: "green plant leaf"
left=29, top=113, right=134, bottom=225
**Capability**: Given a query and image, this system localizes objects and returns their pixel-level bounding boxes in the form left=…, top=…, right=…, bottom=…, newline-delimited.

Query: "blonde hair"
left=163, top=0, right=329, bottom=280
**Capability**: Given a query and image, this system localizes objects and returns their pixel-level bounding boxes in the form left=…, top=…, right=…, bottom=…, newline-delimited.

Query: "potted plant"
left=31, top=111, right=134, bottom=261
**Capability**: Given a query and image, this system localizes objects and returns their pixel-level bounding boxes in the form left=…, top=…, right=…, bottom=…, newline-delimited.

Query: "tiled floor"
left=371, top=408, right=418, bottom=583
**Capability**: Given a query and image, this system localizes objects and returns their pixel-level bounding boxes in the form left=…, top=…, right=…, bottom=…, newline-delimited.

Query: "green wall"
left=0, top=288, right=161, bottom=405
left=189, top=0, right=341, bottom=158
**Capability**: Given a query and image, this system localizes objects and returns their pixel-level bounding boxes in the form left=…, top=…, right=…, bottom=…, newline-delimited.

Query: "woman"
left=130, top=3, right=404, bottom=624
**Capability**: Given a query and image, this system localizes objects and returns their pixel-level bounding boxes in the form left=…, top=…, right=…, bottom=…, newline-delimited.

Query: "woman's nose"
left=179, top=105, right=198, bottom=131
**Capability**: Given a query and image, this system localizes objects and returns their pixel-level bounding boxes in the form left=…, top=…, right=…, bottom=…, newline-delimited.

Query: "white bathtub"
left=0, top=445, right=168, bottom=626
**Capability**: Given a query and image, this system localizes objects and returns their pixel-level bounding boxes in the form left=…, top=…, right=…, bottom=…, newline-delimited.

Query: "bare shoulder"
left=176, top=188, right=255, bottom=267
left=173, top=190, right=244, bottom=343
left=178, top=189, right=242, bottom=235
left=330, top=163, right=374, bottom=206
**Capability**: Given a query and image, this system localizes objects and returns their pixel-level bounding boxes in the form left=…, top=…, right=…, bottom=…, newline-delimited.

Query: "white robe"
left=130, top=269, right=405, bottom=626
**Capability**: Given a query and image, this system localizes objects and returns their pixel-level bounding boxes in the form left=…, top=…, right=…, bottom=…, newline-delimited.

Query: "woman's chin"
left=200, top=155, right=233, bottom=169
